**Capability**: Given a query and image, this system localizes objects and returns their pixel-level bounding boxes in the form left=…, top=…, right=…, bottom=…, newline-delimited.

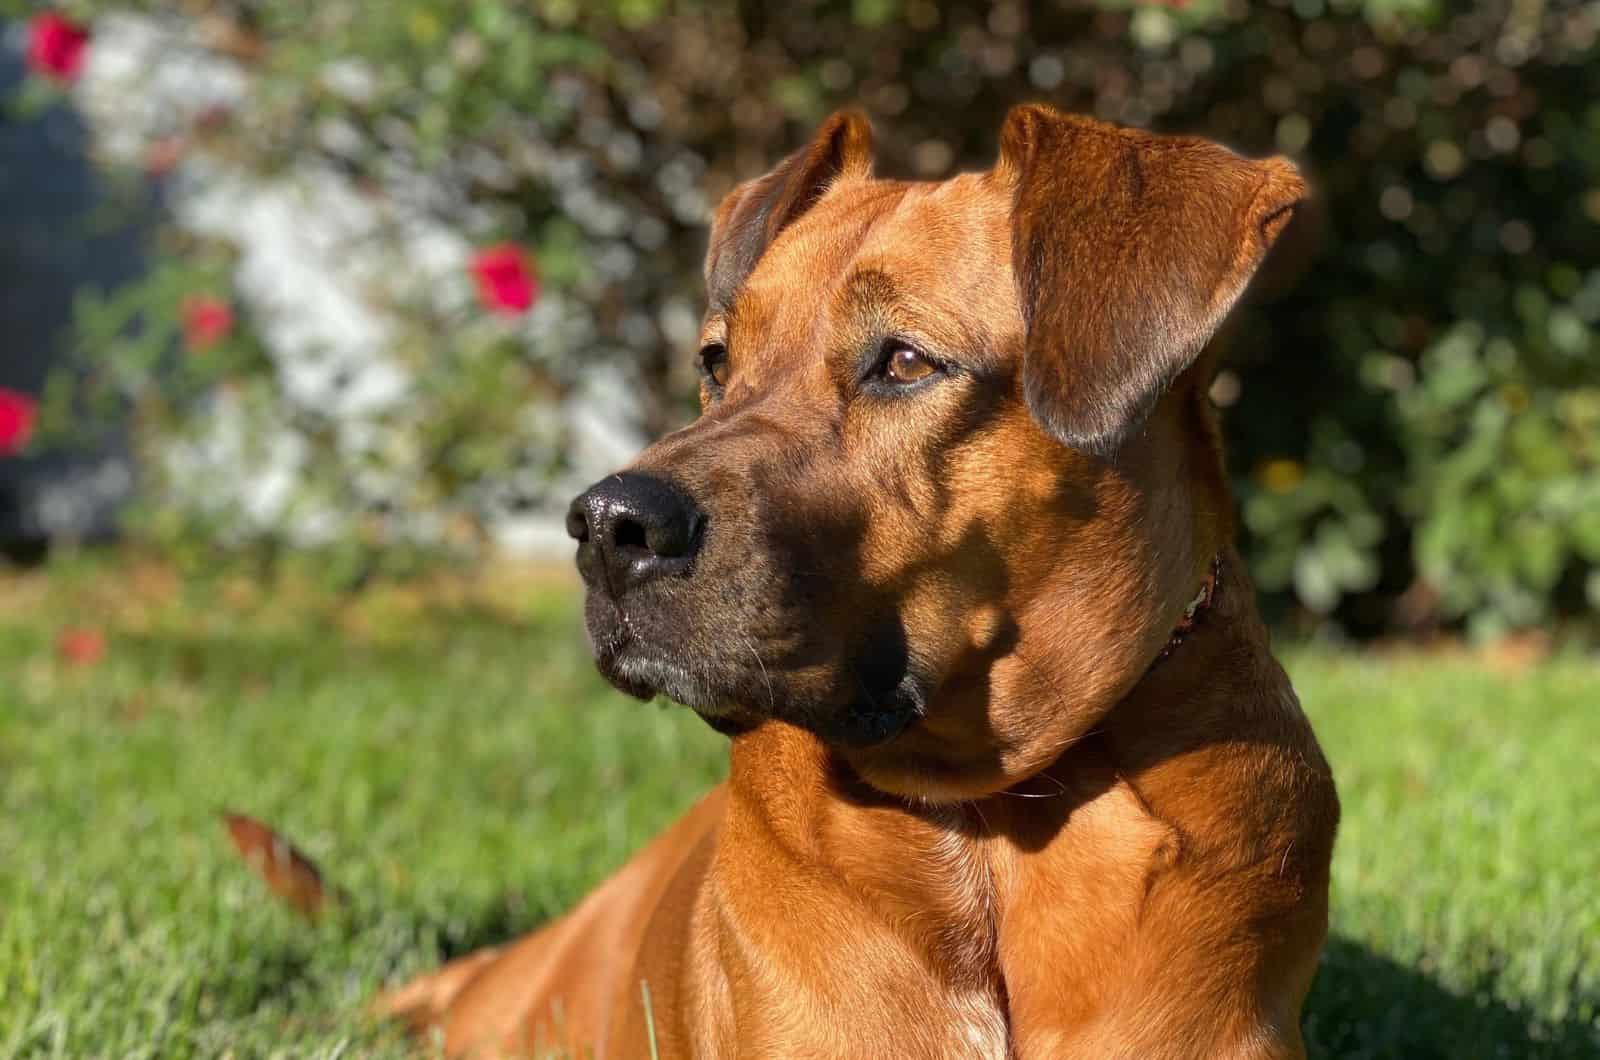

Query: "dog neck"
left=720, top=544, right=1305, bottom=960
left=724, top=543, right=1265, bottom=859
left=717, top=546, right=1313, bottom=1027
left=726, top=548, right=1243, bottom=818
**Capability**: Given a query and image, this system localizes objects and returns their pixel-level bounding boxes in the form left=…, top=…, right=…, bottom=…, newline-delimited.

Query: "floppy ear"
left=998, top=103, right=1308, bottom=457
left=704, top=109, right=874, bottom=312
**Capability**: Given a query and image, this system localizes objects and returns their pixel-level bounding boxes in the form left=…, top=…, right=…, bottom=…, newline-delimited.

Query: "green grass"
left=1, top=559, right=1596, bottom=1058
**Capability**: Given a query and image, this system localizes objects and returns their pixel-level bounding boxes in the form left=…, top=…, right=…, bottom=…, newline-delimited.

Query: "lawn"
left=1, top=557, right=1596, bottom=1058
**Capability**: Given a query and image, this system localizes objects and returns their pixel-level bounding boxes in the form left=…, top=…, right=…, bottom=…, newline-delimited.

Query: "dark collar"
left=1155, top=554, right=1222, bottom=664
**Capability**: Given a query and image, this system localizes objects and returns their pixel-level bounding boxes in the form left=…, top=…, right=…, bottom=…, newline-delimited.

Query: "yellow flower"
left=1261, top=459, right=1305, bottom=494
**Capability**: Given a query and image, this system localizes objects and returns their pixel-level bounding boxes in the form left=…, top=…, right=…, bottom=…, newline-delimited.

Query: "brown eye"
left=700, top=343, right=730, bottom=388
left=883, top=342, right=936, bottom=385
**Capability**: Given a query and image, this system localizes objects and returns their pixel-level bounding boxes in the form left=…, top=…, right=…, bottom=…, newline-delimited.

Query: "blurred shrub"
left=7, top=0, right=1598, bottom=632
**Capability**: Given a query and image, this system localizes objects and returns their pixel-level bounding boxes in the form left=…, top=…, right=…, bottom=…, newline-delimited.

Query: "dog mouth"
left=596, top=641, right=730, bottom=714
left=585, top=596, right=926, bottom=747
left=585, top=595, right=747, bottom=714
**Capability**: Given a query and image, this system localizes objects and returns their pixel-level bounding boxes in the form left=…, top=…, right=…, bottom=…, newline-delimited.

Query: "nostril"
left=614, top=518, right=648, bottom=552
left=647, top=510, right=701, bottom=559
left=565, top=505, right=591, bottom=543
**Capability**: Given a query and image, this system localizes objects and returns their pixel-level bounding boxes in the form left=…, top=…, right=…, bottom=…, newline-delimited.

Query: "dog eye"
left=880, top=341, right=937, bottom=385
left=699, top=343, right=730, bottom=388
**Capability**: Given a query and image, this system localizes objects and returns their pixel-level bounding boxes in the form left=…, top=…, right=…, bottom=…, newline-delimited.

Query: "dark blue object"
left=0, top=40, right=146, bottom=557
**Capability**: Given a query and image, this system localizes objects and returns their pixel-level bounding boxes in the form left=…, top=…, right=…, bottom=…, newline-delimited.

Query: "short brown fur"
left=382, top=105, right=1338, bottom=1059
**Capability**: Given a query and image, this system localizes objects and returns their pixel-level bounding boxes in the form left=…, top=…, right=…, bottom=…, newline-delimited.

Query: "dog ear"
left=704, top=109, right=873, bottom=311
left=998, top=103, right=1308, bottom=457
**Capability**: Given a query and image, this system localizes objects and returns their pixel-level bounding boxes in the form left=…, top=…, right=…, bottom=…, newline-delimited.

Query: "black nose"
left=566, top=472, right=705, bottom=596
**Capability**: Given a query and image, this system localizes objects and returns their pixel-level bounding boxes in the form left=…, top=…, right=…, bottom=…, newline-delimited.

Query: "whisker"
left=741, top=633, right=776, bottom=713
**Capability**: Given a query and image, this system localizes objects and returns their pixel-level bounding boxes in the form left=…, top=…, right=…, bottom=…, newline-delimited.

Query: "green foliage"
left=1400, top=318, right=1600, bottom=637
left=14, top=0, right=1599, bottom=633
left=1, top=565, right=1597, bottom=1055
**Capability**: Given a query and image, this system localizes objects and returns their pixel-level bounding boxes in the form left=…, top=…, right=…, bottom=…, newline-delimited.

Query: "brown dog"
left=383, top=104, right=1339, bottom=1059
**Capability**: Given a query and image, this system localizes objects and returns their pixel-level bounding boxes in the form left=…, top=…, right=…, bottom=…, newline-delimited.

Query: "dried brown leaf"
left=222, top=811, right=330, bottom=920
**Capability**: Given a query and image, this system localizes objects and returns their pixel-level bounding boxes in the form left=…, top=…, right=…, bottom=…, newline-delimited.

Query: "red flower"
left=58, top=627, right=107, bottom=667
left=26, top=13, right=90, bottom=84
left=182, top=295, right=234, bottom=352
left=470, top=244, right=539, bottom=316
left=0, top=388, right=37, bottom=456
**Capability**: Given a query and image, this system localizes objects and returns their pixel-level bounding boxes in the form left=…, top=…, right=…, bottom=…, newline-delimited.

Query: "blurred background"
left=2, top=0, right=1596, bottom=637
left=1, top=2, right=1597, bottom=1057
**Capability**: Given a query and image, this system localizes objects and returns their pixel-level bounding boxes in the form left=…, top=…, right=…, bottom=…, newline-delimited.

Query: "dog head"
left=568, top=104, right=1305, bottom=801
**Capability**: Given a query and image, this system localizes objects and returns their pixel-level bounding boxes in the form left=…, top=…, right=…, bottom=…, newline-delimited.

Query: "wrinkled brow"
left=717, top=268, right=897, bottom=343
left=834, top=267, right=900, bottom=319
left=832, top=265, right=1002, bottom=367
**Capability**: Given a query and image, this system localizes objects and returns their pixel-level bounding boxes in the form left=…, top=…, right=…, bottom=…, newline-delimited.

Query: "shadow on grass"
left=429, top=892, right=550, bottom=965
left=196, top=894, right=547, bottom=1021
left=1305, top=934, right=1598, bottom=1059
